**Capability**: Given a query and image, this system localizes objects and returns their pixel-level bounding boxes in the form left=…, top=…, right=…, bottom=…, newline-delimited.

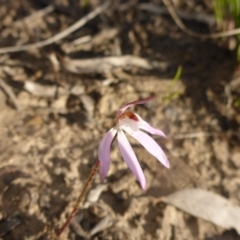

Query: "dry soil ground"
left=0, top=0, right=240, bottom=240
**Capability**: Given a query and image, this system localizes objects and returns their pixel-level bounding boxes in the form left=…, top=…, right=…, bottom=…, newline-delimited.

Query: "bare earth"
left=0, top=1, right=240, bottom=239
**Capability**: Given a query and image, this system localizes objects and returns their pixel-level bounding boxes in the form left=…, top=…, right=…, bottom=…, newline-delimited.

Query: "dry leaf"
left=162, top=188, right=240, bottom=234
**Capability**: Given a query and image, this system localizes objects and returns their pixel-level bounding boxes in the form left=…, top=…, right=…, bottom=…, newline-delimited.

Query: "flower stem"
left=57, top=160, right=100, bottom=237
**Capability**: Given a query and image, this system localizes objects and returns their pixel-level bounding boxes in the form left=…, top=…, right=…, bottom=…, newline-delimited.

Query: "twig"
left=12, top=5, right=55, bottom=28
left=162, top=0, right=240, bottom=39
left=24, top=81, right=84, bottom=98
left=0, top=2, right=110, bottom=54
left=62, top=55, right=168, bottom=74
left=139, top=3, right=215, bottom=26
left=0, top=78, right=20, bottom=109
left=63, top=28, right=119, bottom=53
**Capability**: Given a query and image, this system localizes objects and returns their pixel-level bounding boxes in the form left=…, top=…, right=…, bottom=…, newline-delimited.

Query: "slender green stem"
left=57, top=160, right=100, bottom=237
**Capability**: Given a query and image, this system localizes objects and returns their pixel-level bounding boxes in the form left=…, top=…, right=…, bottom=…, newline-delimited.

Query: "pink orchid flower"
left=98, top=96, right=170, bottom=190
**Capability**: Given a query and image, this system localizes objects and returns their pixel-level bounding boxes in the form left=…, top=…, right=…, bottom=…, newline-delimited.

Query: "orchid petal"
left=123, top=128, right=170, bottom=168
left=117, top=129, right=146, bottom=189
left=135, top=114, right=166, bottom=138
left=141, top=123, right=166, bottom=137
left=98, top=128, right=117, bottom=180
left=116, top=96, right=156, bottom=118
